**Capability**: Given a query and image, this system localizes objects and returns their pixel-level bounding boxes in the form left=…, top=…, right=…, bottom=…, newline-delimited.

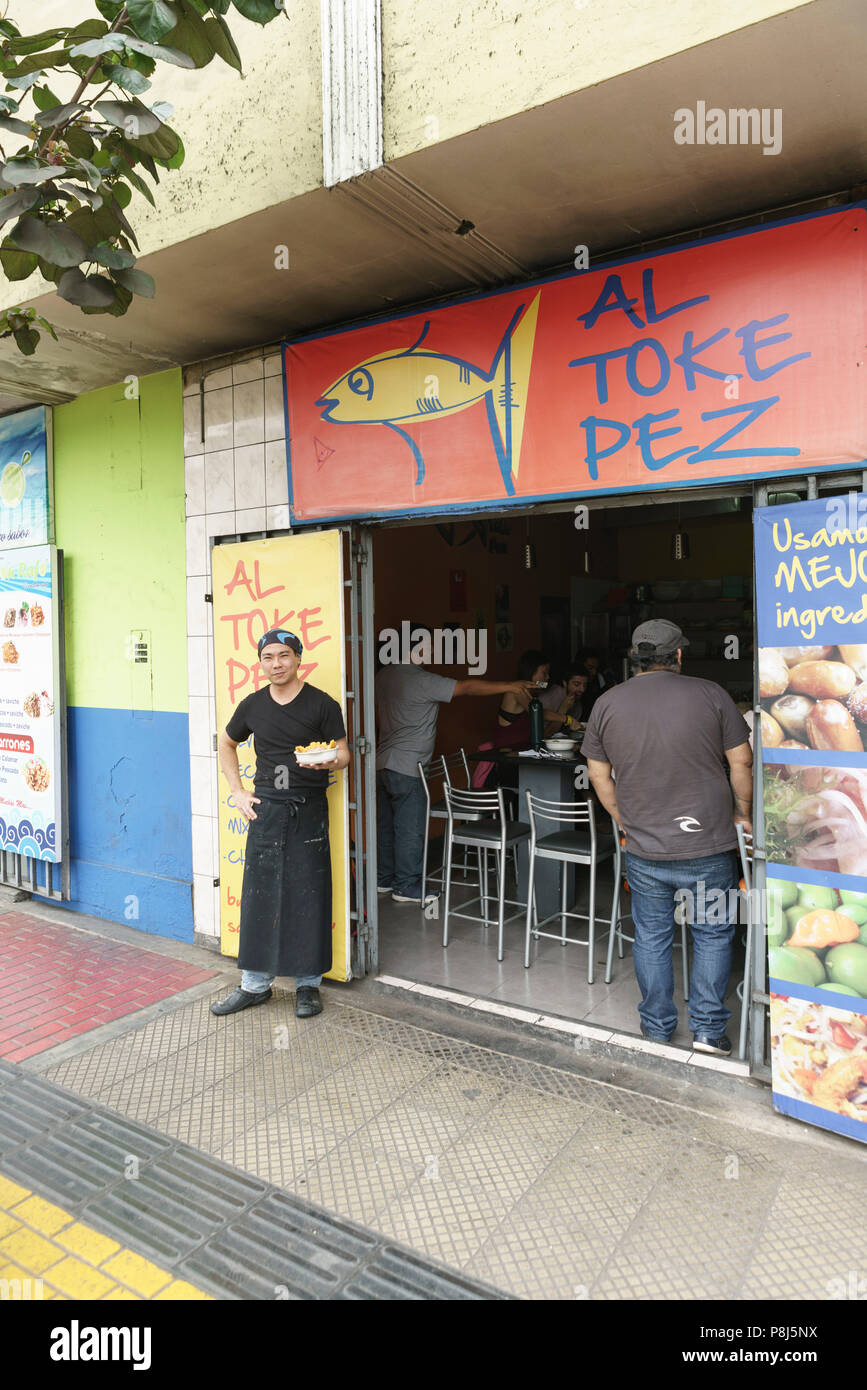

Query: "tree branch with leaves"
left=0, top=0, right=283, bottom=354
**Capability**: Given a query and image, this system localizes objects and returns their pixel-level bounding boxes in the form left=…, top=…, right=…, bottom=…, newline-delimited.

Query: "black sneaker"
left=210, top=987, right=272, bottom=1016
left=693, top=1033, right=732, bottom=1057
left=295, top=986, right=323, bottom=1018
left=641, top=1026, right=674, bottom=1043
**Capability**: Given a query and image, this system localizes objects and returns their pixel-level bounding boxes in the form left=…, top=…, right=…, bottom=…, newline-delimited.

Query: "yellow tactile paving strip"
left=0, top=1173, right=212, bottom=1301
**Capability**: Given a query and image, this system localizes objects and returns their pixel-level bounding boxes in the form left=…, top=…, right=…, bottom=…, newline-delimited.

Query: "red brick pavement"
left=0, top=912, right=219, bottom=1061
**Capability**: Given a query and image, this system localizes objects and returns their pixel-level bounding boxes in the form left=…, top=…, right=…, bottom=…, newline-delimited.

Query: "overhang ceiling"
left=3, top=0, right=864, bottom=413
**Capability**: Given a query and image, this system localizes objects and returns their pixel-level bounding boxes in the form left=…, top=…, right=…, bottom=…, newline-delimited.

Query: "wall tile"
left=265, top=440, right=289, bottom=507
left=191, top=814, right=215, bottom=877
left=233, top=380, right=265, bottom=448
left=234, top=443, right=266, bottom=507
left=266, top=504, right=291, bottom=530
left=185, top=514, right=207, bottom=579
left=183, top=363, right=203, bottom=396
left=183, top=393, right=203, bottom=454
left=203, top=364, right=233, bottom=391
left=233, top=358, right=264, bottom=385
left=264, top=375, right=285, bottom=441
left=190, top=754, right=215, bottom=817
left=193, top=873, right=216, bottom=934
left=187, top=576, right=209, bottom=638
left=236, top=506, right=266, bottom=533
left=264, top=353, right=283, bottom=378
left=188, top=695, right=213, bottom=757
left=203, top=385, right=233, bottom=453
left=187, top=636, right=210, bottom=698
left=203, top=448, right=234, bottom=512
left=185, top=453, right=205, bottom=516
left=206, top=512, right=238, bottom=544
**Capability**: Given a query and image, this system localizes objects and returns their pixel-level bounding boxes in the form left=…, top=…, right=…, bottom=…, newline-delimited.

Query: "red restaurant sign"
left=284, top=206, right=867, bottom=523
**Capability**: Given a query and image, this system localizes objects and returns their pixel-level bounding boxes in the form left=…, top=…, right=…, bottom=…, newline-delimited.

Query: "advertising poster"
left=0, top=406, right=53, bottom=548
left=0, top=544, right=62, bottom=861
left=755, top=494, right=867, bottom=1142
left=285, top=206, right=867, bottom=523
left=211, top=532, right=351, bottom=981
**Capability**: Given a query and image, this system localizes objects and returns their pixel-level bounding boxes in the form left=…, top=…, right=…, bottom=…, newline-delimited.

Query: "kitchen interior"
left=372, top=490, right=755, bottom=1042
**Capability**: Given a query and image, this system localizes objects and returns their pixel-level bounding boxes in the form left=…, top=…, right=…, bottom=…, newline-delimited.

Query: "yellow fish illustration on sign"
left=315, top=294, right=541, bottom=496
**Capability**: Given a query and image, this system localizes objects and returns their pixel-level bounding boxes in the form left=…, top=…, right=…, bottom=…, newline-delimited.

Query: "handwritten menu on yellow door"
left=211, top=533, right=350, bottom=981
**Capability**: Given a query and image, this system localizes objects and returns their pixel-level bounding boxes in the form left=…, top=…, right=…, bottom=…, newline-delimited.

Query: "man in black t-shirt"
left=210, top=628, right=349, bottom=1019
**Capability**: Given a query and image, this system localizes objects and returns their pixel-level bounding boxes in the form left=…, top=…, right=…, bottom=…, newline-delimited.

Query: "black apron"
left=237, top=790, right=332, bottom=978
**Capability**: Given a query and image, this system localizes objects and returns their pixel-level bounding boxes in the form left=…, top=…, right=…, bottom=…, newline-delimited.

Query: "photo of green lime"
left=768, top=945, right=826, bottom=987
left=824, top=942, right=867, bottom=996
left=0, top=460, right=26, bottom=507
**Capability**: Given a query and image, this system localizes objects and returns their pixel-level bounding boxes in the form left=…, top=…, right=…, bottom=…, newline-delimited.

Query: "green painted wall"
left=52, top=369, right=188, bottom=714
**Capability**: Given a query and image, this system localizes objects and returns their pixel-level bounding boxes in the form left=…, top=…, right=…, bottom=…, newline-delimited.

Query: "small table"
left=466, top=748, right=589, bottom=921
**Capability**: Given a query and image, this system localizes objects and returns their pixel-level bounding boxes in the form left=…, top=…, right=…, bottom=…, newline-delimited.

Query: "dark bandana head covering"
left=257, top=628, right=303, bottom=659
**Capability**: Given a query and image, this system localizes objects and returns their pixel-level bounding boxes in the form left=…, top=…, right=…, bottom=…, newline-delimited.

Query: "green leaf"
left=11, top=49, right=73, bottom=77
left=126, top=0, right=178, bottom=42
left=103, top=192, right=139, bottom=246
left=96, top=1, right=125, bottom=19
left=74, top=158, right=103, bottom=190
left=68, top=19, right=112, bottom=38
left=121, top=35, right=196, bottom=68
left=105, top=64, right=151, bottom=94
left=90, top=240, right=135, bottom=269
left=113, top=181, right=132, bottom=208
left=203, top=15, right=241, bottom=71
left=62, top=126, right=95, bottom=159
left=0, top=114, right=33, bottom=137
left=0, top=236, right=38, bottom=281
left=68, top=36, right=126, bottom=59
left=12, top=326, right=39, bottom=354
left=5, top=30, right=67, bottom=57
left=0, top=188, right=40, bottom=225
left=81, top=281, right=133, bottom=316
left=119, top=165, right=155, bottom=205
left=36, top=316, right=59, bottom=339
left=127, top=122, right=180, bottom=163
left=2, top=164, right=61, bottom=186
left=0, top=20, right=21, bottom=38
left=56, top=268, right=117, bottom=306
left=31, top=86, right=61, bottom=111
left=6, top=74, right=46, bottom=93
left=67, top=207, right=120, bottom=244
left=56, top=181, right=103, bottom=209
left=164, top=2, right=217, bottom=67
left=231, top=0, right=284, bottom=22
left=36, top=257, right=63, bottom=283
left=95, top=100, right=162, bottom=135
left=10, top=216, right=89, bottom=266
left=34, top=102, right=86, bottom=128
left=114, top=266, right=155, bottom=297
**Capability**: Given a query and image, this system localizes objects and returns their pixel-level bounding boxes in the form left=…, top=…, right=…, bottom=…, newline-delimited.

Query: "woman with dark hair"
left=496, top=649, right=550, bottom=742
left=575, top=646, right=618, bottom=720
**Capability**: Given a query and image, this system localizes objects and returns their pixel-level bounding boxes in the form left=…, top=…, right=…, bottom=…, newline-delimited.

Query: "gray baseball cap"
left=630, top=619, right=689, bottom=655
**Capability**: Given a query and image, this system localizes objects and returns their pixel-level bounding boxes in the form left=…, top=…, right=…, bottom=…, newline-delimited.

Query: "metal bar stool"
left=736, top=821, right=754, bottom=1061
left=419, top=752, right=481, bottom=901
left=440, top=750, right=481, bottom=885
left=523, top=794, right=620, bottom=984
left=604, top=833, right=691, bottom=998
left=442, top=785, right=530, bottom=961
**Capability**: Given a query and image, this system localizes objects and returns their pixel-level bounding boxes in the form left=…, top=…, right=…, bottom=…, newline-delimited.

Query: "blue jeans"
left=624, top=850, right=738, bottom=1040
left=376, top=768, right=427, bottom=896
left=241, top=970, right=322, bottom=993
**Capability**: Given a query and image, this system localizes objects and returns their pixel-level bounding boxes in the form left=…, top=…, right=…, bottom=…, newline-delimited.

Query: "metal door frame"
left=345, top=524, right=378, bottom=976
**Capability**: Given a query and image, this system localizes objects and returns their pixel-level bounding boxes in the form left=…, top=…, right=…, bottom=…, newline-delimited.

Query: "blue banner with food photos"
left=755, top=494, right=867, bottom=1143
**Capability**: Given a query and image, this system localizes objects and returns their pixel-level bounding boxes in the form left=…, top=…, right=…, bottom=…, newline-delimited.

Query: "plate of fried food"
left=295, top=739, right=338, bottom=766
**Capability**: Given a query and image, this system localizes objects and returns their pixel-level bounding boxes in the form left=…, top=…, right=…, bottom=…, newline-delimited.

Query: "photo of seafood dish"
left=29, top=602, right=44, bottom=626
left=17, top=602, right=28, bottom=627
left=22, top=691, right=40, bottom=718
left=23, top=756, right=49, bottom=793
left=2, top=640, right=18, bottom=664
left=764, top=763, right=867, bottom=877
left=39, top=690, right=53, bottom=717
left=770, top=995, right=867, bottom=1123
left=757, top=643, right=867, bottom=751
left=3, top=608, right=14, bottom=628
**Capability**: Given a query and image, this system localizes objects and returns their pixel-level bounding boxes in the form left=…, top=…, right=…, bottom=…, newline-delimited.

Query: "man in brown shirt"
left=582, top=621, right=752, bottom=1054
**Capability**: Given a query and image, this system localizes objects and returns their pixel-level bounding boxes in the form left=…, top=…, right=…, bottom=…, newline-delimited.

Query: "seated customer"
left=575, top=646, right=618, bottom=720
left=544, top=665, right=588, bottom=734
left=497, top=649, right=551, bottom=744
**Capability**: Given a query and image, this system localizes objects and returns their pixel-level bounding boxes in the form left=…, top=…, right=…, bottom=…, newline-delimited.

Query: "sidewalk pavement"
left=1, top=892, right=865, bottom=1300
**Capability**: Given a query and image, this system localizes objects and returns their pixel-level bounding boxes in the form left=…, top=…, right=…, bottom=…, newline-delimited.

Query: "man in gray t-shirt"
left=375, top=635, right=536, bottom=905
left=582, top=620, right=752, bottom=1056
